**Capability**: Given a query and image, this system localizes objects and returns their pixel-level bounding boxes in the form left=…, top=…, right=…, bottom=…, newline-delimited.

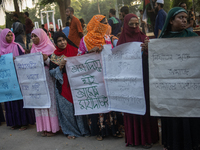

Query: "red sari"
left=117, top=13, right=159, bottom=146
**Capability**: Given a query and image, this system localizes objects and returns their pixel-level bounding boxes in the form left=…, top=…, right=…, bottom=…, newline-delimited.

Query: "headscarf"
left=31, top=28, right=56, bottom=55
left=52, top=31, right=78, bottom=57
left=0, top=28, right=24, bottom=56
left=84, top=15, right=109, bottom=51
left=159, top=7, right=188, bottom=38
left=0, top=29, right=2, bottom=34
left=13, top=22, right=26, bottom=49
left=117, top=14, right=147, bottom=45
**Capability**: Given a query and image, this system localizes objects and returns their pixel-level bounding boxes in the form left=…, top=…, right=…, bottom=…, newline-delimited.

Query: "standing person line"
left=30, top=28, right=60, bottom=137
left=117, top=13, right=159, bottom=148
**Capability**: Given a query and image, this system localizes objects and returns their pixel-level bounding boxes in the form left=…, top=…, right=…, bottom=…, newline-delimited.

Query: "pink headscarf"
left=0, top=28, right=25, bottom=57
left=31, top=28, right=55, bottom=55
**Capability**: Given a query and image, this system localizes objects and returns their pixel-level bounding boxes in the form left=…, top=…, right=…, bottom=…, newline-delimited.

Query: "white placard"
left=149, top=36, right=200, bottom=117
left=66, top=53, right=108, bottom=115
left=14, top=53, right=51, bottom=108
left=101, top=43, right=146, bottom=115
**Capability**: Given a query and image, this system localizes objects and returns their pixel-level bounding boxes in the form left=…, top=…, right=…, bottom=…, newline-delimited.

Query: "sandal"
left=47, top=132, right=55, bottom=137
left=96, top=135, right=103, bottom=141
left=11, top=125, right=21, bottom=130
left=142, top=144, right=152, bottom=149
left=67, top=136, right=76, bottom=139
left=41, top=131, right=47, bottom=137
left=19, top=126, right=28, bottom=131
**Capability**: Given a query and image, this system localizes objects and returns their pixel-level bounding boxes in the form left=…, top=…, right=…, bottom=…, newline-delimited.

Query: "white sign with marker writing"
left=149, top=36, right=200, bottom=117
left=66, top=53, right=109, bottom=115
left=14, top=53, right=51, bottom=108
left=101, top=43, right=146, bottom=115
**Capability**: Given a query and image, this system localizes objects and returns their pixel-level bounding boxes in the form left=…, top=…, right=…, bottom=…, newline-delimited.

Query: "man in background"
left=13, top=14, right=21, bottom=23
left=179, top=2, right=195, bottom=31
left=154, top=0, right=167, bottom=38
left=62, top=17, right=70, bottom=38
left=66, top=7, right=83, bottom=47
left=24, top=12, right=34, bottom=49
left=108, top=8, right=122, bottom=36
left=41, top=24, right=47, bottom=33
left=139, top=10, right=147, bottom=34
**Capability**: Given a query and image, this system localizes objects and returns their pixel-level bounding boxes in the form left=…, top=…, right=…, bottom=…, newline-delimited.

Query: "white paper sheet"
left=66, top=53, right=109, bottom=115
left=14, top=53, right=51, bottom=108
left=101, top=43, right=146, bottom=115
left=149, top=36, right=200, bottom=117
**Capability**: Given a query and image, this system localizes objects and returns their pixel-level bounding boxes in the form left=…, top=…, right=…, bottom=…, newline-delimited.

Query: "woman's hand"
left=59, top=60, right=67, bottom=71
left=89, top=45, right=103, bottom=53
left=141, top=37, right=149, bottom=53
left=42, top=54, right=48, bottom=61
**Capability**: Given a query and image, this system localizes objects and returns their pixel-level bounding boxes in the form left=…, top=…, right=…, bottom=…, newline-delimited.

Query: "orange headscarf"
left=106, top=25, right=112, bottom=35
left=84, top=15, right=108, bottom=51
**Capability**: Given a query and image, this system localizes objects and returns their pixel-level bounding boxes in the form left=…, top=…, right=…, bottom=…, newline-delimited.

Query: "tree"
left=40, top=0, right=71, bottom=26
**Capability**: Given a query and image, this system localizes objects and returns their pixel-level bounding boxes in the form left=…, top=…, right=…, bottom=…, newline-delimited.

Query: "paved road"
left=0, top=122, right=162, bottom=150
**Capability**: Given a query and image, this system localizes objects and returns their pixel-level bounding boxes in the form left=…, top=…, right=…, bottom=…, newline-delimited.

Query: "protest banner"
left=101, top=43, right=146, bottom=115
left=65, top=53, right=108, bottom=115
left=0, top=53, right=23, bottom=102
left=149, top=37, right=200, bottom=117
left=14, top=52, right=51, bottom=108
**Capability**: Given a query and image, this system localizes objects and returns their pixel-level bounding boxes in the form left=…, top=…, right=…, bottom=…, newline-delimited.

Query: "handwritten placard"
left=101, top=43, right=146, bottom=115
left=0, top=53, right=23, bottom=102
left=14, top=52, right=51, bottom=108
left=149, top=36, right=200, bottom=117
left=66, top=53, right=108, bottom=115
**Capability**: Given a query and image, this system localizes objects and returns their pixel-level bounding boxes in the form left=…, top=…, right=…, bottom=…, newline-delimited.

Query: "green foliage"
left=171, top=0, right=192, bottom=9
left=0, top=24, right=5, bottom=29
left=163, top=0, right=172, bottom=13
left=23, top=3, right=61, bottom=27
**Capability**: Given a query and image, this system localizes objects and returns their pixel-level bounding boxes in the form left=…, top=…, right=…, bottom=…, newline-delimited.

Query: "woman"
left=30, top=28, right=59, bottom=136
left=117, top=14, right=159, bottom=148
left=0, top=29, right=5, bottom=126
left=158, top=7, right=199, bottom=150
left=78, top=15, right=120, bottom=141
left=13, top=22, right=26, bottom=50
left=0, top=29, right=35, bottom=130
left=49, top=32, right=89, bottom=139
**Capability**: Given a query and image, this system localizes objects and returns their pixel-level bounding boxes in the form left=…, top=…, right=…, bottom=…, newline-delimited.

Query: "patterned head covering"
left=84, top=15, right=108, bottom=51
left=31, top=28, right=56, bottom=55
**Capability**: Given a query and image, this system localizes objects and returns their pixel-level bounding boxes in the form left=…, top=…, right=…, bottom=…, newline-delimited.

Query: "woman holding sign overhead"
left=78, top=15, right=121, bottom=141
left=158, top=7, right=200, bottom=150
left=30, top=28, right=60, bottom=136
left=49, top=31, right=90, bottom=139
left=117, top=14, right=159, bottom=148
left=0, top=29, right=35, bottom=130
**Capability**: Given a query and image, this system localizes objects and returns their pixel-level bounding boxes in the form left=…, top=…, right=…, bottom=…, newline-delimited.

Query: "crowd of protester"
left=0, top=1, right=200, bottom=149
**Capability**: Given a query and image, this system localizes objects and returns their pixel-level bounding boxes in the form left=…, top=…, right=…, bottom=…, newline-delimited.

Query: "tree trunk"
left=57, top=0, right=71, bottom=26
left=13, top=0, right=20, bottom=13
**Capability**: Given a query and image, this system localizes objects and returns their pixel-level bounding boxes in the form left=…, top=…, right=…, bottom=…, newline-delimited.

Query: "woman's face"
left=31, top=33, right=40, bottom=45
left=170, top=12, right=187, bottom=31
left=101, top=18, right=108, bottom=25
left=57, top=37, right=67, bottom=49
left=128, top=17, right=139, bottom=28
left=6, top=32, right=13, bottom=43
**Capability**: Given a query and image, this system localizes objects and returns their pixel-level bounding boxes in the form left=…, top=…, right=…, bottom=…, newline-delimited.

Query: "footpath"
left=0, top=122, right=162, bottom=150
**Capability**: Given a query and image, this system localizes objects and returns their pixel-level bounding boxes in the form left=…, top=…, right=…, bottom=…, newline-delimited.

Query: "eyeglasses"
left=128, top=23, right=139, bottom=26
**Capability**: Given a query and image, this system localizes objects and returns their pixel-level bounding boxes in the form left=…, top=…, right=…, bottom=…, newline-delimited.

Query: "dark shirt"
left=25, top=17, right=34, bottom=34
left=154, top=9, right=167, bottom=38
left=108, top=17, right=122, bottom=36
left=42, top=28, right=47, bottom=33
